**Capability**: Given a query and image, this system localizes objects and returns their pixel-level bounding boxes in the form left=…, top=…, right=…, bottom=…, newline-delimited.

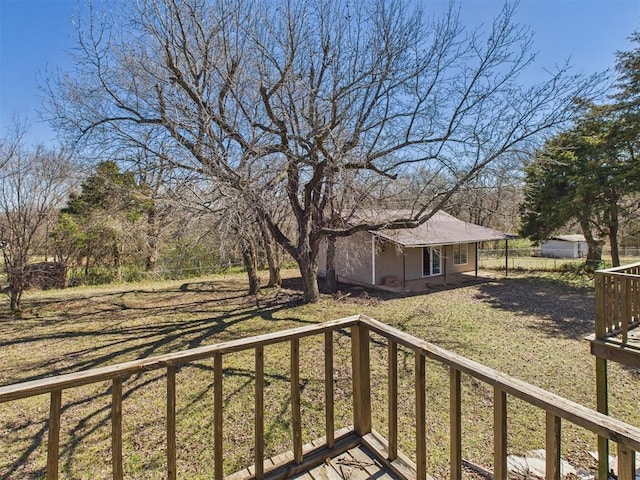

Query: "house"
left=540, top=234, right=587, bottom=258
left=318, top=210, right=512, bottom=291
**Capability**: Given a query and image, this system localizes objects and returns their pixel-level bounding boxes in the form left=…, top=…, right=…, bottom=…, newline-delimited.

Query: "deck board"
left=293, top=446, right=401, bottom=480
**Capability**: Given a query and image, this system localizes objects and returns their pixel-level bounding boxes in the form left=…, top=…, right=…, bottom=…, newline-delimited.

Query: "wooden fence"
left=1, top=315, right=639, bottom=480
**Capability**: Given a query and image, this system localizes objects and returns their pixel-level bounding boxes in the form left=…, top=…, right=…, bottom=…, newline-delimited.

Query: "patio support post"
left=443, top=245, right=448, bottom=286
left=371, top=236, right=376, bottom=286
left=402, top=252, right=406, bottom=290
left=505, top=239, right=509, bottom=277
left=475, top=242, right=479, bottom=278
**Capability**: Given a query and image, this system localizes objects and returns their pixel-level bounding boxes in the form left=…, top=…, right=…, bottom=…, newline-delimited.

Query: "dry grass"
left=1, top=269, right=638, bottom=479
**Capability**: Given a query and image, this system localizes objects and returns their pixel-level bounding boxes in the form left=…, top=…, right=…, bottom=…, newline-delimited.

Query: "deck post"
left=388, top=341, right=398, bottom=461
left=112, top=378, right=123, bottom=480
left=351, top=325, right=371, bottom=436
left=450, top=368, right=462, bottom=480
left=596, top=356, right=610, bottom=480
left=545, top=412, right=561, bottom=480
left=594, top=272, right=610, bottom=480
left=214, top=354, right=223, bottom=480
left=416, top=353, right=426, bottom=480
left=47, top=390, right=62, bottom=480
left=167, top=366, right=177, bottom=480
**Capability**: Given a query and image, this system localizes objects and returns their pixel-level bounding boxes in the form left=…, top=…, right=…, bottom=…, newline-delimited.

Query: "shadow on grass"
left=0, top=280, right=312, bottom=386
left=0, top=274, right=329, bottom=478
left=474, top=275, right=595, bottom=340
left=0, top=272, right=603, bottom=478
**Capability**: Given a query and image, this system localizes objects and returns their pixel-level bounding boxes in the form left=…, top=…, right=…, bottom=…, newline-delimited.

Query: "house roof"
left=548, top=234, right=586, bottom=243
left=368, top=210, right=512, bottom=247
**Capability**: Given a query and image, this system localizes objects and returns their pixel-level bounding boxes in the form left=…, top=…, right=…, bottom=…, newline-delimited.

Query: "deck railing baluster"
left=167, top=366, right=177, bottom=480
left=388, top=340, right=398, bottom=461
left=291, top=338, right=303, bottom=464
left=255, top=346, right=264, bottom=479
left=617, top=443, right=637, bottom=480
left=622, top=277, right=631, bottom=343
left=47, top=389, right=62, bottom=480
left=546, top=412, right=561, bottom=480
left=450, top=368, right=462, bottom=480
left=415, top=352, right=426, bottom=480
left=214, top=353, right=223, bottom=480
left=112, top=377, right=123, bottom=480
left=611, top=275, right=618, bottom=332
left=595, top=273, right=606, bottom=339
left=324, top=331, right=335, bottom=449
left=494, top=387, right=507, bottom=480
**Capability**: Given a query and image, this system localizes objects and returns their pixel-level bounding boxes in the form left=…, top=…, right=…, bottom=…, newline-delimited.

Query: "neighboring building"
left=318, top=211, right=512, bottom=292
left=540, top=235, right=587, bottom=259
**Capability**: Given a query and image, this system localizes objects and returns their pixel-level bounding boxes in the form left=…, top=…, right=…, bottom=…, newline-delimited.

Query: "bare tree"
left=47, top=0, right=601, bottom=302
left=0, top=128, right=71, bottom=312
left=446, top=156, right=525, bottom=232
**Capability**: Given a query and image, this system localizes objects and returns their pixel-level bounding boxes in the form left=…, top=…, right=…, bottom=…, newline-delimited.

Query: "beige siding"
left=320, top=235, right=478, bottom=286
left=403, top=247, right=423, bottom=280
left=334, top=231, right=374, bottom=285
left=374, top=241, right=404, bottom=285
left=444, top=243, right=477, bottom=275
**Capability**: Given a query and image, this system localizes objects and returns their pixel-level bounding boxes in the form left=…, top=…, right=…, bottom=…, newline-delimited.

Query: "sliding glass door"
left=422, top=246, right=441, bottom=277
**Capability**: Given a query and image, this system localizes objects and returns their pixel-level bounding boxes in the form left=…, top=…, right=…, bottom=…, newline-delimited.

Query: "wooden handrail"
left=359, top=315, right=640, bottom=452
left=0, top=316, right=360, bottom=403
left=2, top=314, right=639, bottom=480
left=597, top=262, right=640, bottom=275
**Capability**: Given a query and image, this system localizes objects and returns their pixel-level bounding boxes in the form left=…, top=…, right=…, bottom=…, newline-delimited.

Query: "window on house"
left=422, top=246, right=442, bottom=276
left=453, top=244, right=468, bottom=265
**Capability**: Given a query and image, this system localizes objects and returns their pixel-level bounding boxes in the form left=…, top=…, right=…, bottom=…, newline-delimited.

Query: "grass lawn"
left=1, top=269, right=638, bottom=479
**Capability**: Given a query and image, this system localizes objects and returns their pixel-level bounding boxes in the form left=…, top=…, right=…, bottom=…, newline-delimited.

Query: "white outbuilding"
left=540, top=234, right=587, bottom=258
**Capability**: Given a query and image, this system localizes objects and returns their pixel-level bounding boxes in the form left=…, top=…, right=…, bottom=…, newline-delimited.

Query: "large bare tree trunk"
left=259, top=218, right=281, bottom=288
left=10, top=291, right=20, bottom=312
left=8, top=265, right=24, bottom=313
left=240, top=237, right=260, bottom=296
left=299, top=258, right=320, bottom=303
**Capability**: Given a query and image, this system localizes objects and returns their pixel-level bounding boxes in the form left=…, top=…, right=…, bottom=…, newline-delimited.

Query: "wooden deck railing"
left=595, top=262, right=640, bottom=343
left=1, top=314, right=639, bottom=480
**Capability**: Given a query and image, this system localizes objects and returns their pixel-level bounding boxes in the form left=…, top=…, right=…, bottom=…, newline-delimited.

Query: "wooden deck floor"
left=292, top=446, right=401, bottom=480
left=226, top=429, right=414, bottom=480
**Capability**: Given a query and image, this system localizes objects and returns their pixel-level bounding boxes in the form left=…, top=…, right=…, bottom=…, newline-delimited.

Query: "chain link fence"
left=479, top=247, right=640, bottom=271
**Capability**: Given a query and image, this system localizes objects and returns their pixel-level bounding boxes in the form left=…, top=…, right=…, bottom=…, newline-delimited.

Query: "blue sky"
left=0, top=0, right=639, bottom=147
